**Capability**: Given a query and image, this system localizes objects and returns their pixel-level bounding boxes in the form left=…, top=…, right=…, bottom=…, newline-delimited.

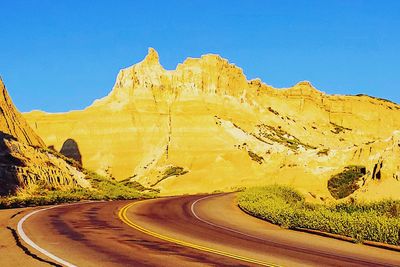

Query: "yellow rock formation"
left=0, top=79, right=44, bottom=147
left=0, top=80, right=89, bottom=195
left=24, top=48, right=400, bottom=200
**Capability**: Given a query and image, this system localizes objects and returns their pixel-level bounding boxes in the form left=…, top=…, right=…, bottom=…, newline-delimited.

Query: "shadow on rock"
left=0, top=131, right=25, bottom=196
left=60, top=138, right=82, bottom=165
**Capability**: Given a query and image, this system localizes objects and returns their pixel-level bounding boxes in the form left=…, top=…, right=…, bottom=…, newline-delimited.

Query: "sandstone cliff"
left=24, top=48, right=400, bottom=200
left=0, top=78, right=44, bottom=147
left=0, top=79, right=89, bottom=195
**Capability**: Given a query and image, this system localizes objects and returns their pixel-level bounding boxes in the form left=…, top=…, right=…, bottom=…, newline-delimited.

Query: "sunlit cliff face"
left=0, top=79, right=44, bottom=147
left=24, top=48, right=400, bottom=200
left=0, top=80, right=89, bottom=195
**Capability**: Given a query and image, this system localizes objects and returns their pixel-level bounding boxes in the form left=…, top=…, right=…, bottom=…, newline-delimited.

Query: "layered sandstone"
left=0, top=80, right=89, bottom=195
left=0, top=79, right=44, bottom=147
left=24, top=48, right=400, bottom=200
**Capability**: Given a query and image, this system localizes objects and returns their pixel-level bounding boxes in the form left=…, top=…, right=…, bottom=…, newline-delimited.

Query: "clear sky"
left=0, top=0, right=399, bottom=112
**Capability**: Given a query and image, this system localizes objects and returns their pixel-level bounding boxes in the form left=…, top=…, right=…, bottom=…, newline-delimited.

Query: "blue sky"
left=0, top=0, right=399, bottom=112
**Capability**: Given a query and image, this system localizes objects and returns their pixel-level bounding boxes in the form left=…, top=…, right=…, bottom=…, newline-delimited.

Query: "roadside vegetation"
left=0, top=170, right=156, bottom=209
left=328, top=165, right=366, bottom=199
left=151, top=165, right=188, bottom=187
left=238, top=185, right=400, bottom=246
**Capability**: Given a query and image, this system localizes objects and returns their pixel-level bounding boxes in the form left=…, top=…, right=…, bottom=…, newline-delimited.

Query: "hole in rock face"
left=60, top=138, right=82, bottom=165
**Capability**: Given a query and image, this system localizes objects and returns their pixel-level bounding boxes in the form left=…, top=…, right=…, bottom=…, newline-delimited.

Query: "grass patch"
left=38, top=146, right=83, bottom=170
left=267, top=107, right=280, bottom=116
left=256, top=124, right=316, bottom=150
left=121, top=179, right=160, bottom=193
left=355, top=94, right=399, bottom=106
left=247, top=150, right=264, bottom=164
left=317, top=148, right=330, bottom=156
left=330, top=122, right=352, bottom=134
left=151, top=166, right=188, bottom=187
left=0, top=171, right=156, bottom=209
left=328, top=165, right=366, bottom=199
left=238, top=185, right=400, bottom=245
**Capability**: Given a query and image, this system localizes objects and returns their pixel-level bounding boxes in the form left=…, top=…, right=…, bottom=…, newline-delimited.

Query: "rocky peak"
left=23, top=49, right=400, bottom=200
left=141, top=47, right=161, bottom=67
left=103, top=49, right=250, bottom=104
left=285, top=80, right=323, bottom=96
left=0, top=80, right=44, bottom=147
left=294, top=81, right=316, bottom=90
left=296, top=81, right=314, bottom=87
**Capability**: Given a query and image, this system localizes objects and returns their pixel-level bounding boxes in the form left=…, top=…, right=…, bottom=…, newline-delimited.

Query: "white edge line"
left=190, top=194, right=270, bottom=243
left=17, top=196, right=265, bottom=267
left=17, top=201, right=102, bottom=267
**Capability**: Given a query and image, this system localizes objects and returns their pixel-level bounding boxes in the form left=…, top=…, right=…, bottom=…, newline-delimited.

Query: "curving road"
left=10, top=193, right=400, bottom=266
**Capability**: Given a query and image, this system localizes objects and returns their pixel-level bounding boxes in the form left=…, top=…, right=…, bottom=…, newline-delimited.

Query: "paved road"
left=5, top=193, right=400, bottom=266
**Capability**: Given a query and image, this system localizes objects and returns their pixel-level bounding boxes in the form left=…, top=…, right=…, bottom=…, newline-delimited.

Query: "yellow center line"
left=118, top=201, right=280, bottom=267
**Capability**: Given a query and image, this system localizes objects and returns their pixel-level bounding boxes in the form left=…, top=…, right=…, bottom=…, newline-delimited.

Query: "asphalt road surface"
left=4, top=193, right=400, bottom=266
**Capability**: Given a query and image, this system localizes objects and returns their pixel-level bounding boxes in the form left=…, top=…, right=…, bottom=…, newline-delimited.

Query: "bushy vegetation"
left=121, top=179, right=160, bottom=193
left=355, top=94, right=400, bottom=107
left=267, top=106, right=280, bottom=116
left=328, top=165, right=366, bottom=199
left=256, top=124, right=316, bottom=150
left=238, top=185, right=400, bottom=245
left=330, top=122, right=352, bottom=134
left=0, top=171, right=156, bottom=209
left=247, top=150, right=264, bottom=164
left=38, top=146, right=82, bottom=170
left=84, top=170, right=154, bottom=200
left=151, top=166, right=188, bottom=186
left=317, top=148, right=330, bottom=156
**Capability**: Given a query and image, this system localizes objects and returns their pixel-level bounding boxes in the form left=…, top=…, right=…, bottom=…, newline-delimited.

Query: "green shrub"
left=238, top=185, right=400, bottom=245
left=328, top=165, right=366, bottom=199
left=317, top=148, right=330, bottom=156
left=248, top=150, right=264, bottom=164
left=151, top=166, right=188, bottom=187
left=0, top=171, right=156, bottom=209
left=330, top=122, right=352, bottom=134
left=256, top=124, right=316, bottom=151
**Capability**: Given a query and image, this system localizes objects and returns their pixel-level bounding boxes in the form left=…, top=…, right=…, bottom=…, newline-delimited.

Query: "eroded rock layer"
left=0, top=80, right=89, bottom=195
left=0, top=79, right=44, bottom=147
left=24, top=49, right=400, bottom=200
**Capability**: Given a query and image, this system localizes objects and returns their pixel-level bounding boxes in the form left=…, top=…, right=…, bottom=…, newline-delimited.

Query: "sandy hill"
left=0, top=79, right=89, bottom=195
left=24, top=48, right=400, bottom=200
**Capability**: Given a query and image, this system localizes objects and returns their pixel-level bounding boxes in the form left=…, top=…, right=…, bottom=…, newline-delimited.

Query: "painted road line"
left=119, top=200, right=279, bottom=267
left=17, top=202, right=100, bottom=267
left=191, top=194, right=271, bottom=243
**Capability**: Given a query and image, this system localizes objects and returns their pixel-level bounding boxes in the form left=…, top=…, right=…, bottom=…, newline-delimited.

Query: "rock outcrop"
left=24, top=48, right=400, bottom=200
left=0, top=79, right=44, bottom=147
left=0, top=80, right=89, bottom=195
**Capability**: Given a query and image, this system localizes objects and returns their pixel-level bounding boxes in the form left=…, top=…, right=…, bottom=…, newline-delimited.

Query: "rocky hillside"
left=0, top=78, right=44, bottom=147
left=24, top=48, right=400, bottom=200
left=0, top=79, right=89, bottom=196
